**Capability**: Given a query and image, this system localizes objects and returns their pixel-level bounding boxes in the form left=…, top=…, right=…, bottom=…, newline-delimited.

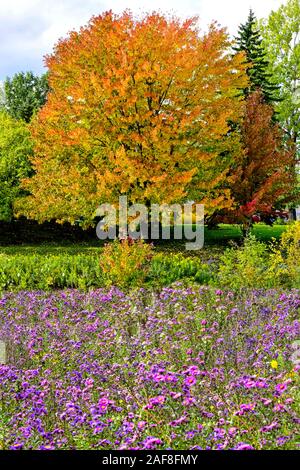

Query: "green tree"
left=4, top=72, right=49, bottom=123
left=260, top=0, right=300, bottom=157
left=0, top=111, right=33, bottom=221
left=234, top=9, right=280, bottom=102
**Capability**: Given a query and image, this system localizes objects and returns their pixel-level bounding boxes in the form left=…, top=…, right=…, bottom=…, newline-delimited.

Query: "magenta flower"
left=275, top=382, right=288, bottom=394
left=184, top=376, right=197, bottom=387
left=148, top=395, right=165, bottom=407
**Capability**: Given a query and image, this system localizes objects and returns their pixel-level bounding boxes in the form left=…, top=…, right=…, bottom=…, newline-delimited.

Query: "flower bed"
left=0, top=286, right=299, bottom=450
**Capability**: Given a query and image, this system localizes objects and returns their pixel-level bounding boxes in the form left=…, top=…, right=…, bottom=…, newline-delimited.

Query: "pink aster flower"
left=273, top=403, right=286, bottom=412
left=165, top=373, right=177, bottom=383
left=84, top=378, right=94, bottom=389
left=261, top=398, right=272, bottom=406
left=148, top=395, right=165, bottom=407
left=169, top=415, right=187, bottom=427
left=142, top=437, right=163, bottom=449
left=170, top=392, right=182, bottom=399
left=275, top=381, right=290, bottom=394
left=228, top=427, right=237, bottom=437
left=153, top=373, right=165, bottom=383
left=183, top=396, right=196, bottom=406
left=186, top=365, right=201, bottom=376
left=240, top=403, right=256, bottom=412
left=137, top=421, right=146, bottom=430
left=184, top=375, right=197, bottom=387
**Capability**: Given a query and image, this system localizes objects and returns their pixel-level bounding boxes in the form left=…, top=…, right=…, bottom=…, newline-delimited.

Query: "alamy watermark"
left=96, top=196, right=204, bottom=250
left=291, top=340, right=300, bottom=366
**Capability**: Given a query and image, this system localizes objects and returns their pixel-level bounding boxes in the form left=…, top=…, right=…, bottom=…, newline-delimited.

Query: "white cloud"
left=0, top=0, right=285, bottom=79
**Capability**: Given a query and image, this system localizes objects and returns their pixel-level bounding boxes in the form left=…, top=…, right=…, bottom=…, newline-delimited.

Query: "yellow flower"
left=271, top=360, right=278, bottom=369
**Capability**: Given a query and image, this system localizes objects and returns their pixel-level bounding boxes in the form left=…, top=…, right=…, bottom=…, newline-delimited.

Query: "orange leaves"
left=21, top=11, right=249, bottom=225
left=230, top=90, right=297, bottom=219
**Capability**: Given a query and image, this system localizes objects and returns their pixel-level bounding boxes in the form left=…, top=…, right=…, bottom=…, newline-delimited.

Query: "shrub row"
left=0, top=252, right=214, bottom=291
left=0, top=254, right=103, bottom=290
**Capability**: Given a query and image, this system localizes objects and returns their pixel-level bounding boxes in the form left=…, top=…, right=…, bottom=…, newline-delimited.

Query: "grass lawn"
left=0, top=223, right=287, bottom=257
left=204, top=223, right=286, bottom=243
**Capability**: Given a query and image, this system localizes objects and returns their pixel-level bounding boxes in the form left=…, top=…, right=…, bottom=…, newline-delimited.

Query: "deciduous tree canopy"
left=230, top=90, right=298, bottom=224
left=260, top=0, right=300, bottom=157
left=18, top=11, right=248, bottom=225
left=0, top=112, right=33, bottom=221
left=4, top=72, right=49, bottom=123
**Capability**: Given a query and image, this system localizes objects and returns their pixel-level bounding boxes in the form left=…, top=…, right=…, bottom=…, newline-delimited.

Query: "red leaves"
left=231, top=90, right=297, bottom=220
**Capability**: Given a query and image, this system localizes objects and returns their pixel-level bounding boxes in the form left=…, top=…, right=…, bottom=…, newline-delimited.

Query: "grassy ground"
left=204, top=223, right=286, bottom=243
left=0, top=221, right=287, bottom=257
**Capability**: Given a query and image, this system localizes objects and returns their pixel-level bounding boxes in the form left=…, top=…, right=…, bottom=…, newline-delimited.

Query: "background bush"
left=216, top=235, right=272, bottom=289
left=216, top=222, right=300, bottom=289
left=0, top=111, right=32, bottom=221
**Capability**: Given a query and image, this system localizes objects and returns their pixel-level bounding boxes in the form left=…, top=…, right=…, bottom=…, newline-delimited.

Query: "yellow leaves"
left=19, top=11, right=249, bottom=224
left=153, top=63, right=161, bottom=73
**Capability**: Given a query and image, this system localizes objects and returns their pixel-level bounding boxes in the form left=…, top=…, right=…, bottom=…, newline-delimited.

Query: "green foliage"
left=217, top=222, right=300, bottom=289
left=149, top=253, right=213, bottom=286
left=0, top=224, right=298, bottom=292
left=269, top=221, right=300, bottom=288
left=0, top=245, right=212, bottom=292
left=0, top=253, right=103, bottom=291
left=234, top=9, right=279, bottom=102
left=0, top=111, right=33, bottom=221
left=0, top=221, right=287, bottom=251
left=3, top=72, right=49, bottom=122
left=259, top=0, right=300, bottom=157
left=216, top=235, right=272, bottom=289
left=0, top=82, right=5, bottom=107
left=99, top=238, right=154, bottom=289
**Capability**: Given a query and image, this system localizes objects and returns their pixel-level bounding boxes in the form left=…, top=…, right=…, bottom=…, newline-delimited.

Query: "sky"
left=0, top=0, right=284, bottom=80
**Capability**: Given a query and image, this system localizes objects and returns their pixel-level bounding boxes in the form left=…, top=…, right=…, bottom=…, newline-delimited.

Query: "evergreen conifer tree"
left=234, top=9, right=279, bottom=103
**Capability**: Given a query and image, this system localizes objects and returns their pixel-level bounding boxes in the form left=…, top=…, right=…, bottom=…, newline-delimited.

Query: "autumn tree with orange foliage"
left=222, top=90, right=298, bottom=231
left=17, top=11, right=248, bottom=225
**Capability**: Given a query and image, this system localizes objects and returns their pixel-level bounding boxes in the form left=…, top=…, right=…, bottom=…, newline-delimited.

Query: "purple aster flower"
left=233, top=442, right=255, bottom=450
left=184, top=376, right=197, bottom=387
